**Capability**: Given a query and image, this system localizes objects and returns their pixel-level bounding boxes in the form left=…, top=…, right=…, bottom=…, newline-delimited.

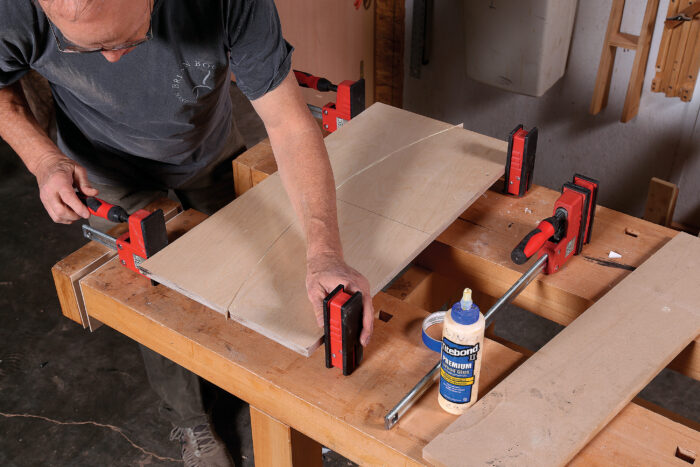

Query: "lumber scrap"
left=142, top=103, right=506, bottom=356
left=232, top=138, right=274, bottom=198
left=423, top=233, right=700, bottom=467
left=52, top=198, right=182, bottom=330
left=644, top=177, right=679, bottom=226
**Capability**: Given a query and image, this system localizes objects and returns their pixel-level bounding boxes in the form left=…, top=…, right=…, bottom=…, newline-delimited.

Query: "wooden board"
left=227, top=141, right=700, bottom=381
left=644, top=177, right=679, bottom=226
left=423, top=232, right=700, bottom=467
left=374, top=0, right=405, bottom=107
left=142, top=103, right=505, bottom=356
left=78, top=218, right=700, bottom=466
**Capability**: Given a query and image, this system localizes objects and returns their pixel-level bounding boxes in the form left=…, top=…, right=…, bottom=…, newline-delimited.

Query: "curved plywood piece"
left=229, top=201, right=430, bottom=356
left=143, top=103, right=506, bottom=355
left=336, top=126, right=505, bottom=233
left=140, top=173, right=297, bottom=313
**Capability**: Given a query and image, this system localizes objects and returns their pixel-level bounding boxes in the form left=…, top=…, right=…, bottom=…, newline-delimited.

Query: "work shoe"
left=170, top=423, right=234, bottom=467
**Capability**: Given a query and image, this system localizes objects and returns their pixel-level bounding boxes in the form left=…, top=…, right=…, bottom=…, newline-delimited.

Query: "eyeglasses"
left=48, top=1, right=153, bottom=54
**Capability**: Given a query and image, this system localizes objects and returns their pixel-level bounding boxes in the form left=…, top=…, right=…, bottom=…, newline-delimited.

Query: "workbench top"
left=59, top=182, right=699, bottom=466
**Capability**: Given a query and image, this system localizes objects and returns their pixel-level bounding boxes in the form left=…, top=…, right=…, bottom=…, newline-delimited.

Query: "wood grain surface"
left=79, top=213, right=700, bottom=465
left=142, top=103, right=505, bottom=355
left=423, top=232, right=700, bottom=466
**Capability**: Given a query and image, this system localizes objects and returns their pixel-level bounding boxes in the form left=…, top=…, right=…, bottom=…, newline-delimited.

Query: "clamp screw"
left=121, top=260, right=126, bottom=265
left=118, top=244, right=123, bottom=250
left=324, top=124, right=329, bottom=129
left=323, top=110, right=328, bottom=115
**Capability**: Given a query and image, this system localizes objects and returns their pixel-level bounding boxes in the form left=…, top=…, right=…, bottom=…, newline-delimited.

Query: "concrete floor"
left=0, top=85, right=698, bottom=466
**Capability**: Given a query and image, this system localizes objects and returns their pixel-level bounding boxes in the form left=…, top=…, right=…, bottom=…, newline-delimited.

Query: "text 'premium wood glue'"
left=438, top=288, right=485, bottom=414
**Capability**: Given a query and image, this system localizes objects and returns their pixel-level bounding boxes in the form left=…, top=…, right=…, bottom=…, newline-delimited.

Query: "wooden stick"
left=652, top=0, right=681, bottom=91
left=621, top=0, right=661, bottom=122
left=590, top=0, right=626, bottom=115
left=680, top=17, right=700, bottom=101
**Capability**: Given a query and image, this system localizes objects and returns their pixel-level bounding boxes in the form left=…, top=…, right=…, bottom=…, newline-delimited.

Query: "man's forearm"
left=267, top=114, right=343, bottom=258
left=252, top=73, right=344, bottom=258
left=0, top=83, right=61, bottom=174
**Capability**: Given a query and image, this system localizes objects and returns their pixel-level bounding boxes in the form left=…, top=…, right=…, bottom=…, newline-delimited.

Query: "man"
left=0, top=0, right=375, bottom=465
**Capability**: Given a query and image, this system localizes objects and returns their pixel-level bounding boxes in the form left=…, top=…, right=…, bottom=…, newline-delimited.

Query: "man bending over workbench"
left=0, top=0, right=375, bottom=464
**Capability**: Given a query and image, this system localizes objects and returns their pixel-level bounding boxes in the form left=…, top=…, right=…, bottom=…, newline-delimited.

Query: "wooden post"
left=374, top=0, right=405, bottom=107
left=250, top=407, right=323, bottom=467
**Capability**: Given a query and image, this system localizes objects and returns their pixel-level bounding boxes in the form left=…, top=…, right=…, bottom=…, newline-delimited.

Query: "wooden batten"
left=644, top=177, right=679, bottom=227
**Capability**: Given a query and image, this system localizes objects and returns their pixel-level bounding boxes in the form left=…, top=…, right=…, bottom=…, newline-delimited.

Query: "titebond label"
left=439, top=337, right=480, bottom=404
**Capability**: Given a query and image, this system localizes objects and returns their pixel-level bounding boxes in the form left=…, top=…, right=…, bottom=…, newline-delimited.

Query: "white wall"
left=403, top=0, right=700, bottom=227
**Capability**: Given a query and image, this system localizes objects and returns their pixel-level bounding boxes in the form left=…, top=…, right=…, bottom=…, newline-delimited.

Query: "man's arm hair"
left=0, top=83, right=60, bottom=174
left=0, top=83, right=95, bottom=223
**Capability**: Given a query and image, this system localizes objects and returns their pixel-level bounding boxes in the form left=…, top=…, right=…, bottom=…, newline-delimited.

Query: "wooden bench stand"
left=50, top=139, right=700, bottom=465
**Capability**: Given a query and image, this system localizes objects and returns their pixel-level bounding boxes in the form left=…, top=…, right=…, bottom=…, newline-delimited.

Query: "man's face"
left=41, top=0, right=152, bottom=62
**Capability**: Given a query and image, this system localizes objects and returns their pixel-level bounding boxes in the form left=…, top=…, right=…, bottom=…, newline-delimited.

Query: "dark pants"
left=89, top=122, right=245, bottom=428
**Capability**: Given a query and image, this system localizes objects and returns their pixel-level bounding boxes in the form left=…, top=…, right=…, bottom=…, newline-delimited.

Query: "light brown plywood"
left=143, top=104, right=505, bottom=356
left=423, top=232, right=700, bottom=467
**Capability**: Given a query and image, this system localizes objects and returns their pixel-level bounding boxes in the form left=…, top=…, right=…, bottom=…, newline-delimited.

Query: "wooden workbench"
left=52, top=140, right=700, bottom=466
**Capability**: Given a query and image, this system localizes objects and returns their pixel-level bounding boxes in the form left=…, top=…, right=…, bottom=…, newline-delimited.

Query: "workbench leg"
left=250, top=406, right=323, bottom=467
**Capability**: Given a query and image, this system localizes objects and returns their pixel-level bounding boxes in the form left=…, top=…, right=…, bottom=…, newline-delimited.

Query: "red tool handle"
left=511, top=217, right=557, bottom=265
left=293, top=70, right=337, bottom=93
left=79, top=194, right=129, bottom=223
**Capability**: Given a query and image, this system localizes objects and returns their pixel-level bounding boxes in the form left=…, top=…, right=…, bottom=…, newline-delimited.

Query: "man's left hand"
left=306, top=252, right=374, bottom=347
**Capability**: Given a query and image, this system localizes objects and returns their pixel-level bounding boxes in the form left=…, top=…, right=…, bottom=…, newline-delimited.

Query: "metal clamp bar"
left=485, top=254, right=547, bottom=327
left=383, top=254, right=548, bottom=429
left=384, top=361, right=440, bottom=430
left=82, top=224, right=118, bottom=251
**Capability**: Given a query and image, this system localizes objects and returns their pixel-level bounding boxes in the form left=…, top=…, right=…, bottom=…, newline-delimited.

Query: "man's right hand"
left=33, top=152, right=98, bottom=224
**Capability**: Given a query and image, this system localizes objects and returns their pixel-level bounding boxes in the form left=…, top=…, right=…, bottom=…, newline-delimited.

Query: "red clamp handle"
left=293, top=70, right=337, bottom=93
left=79, top=194, right=129, bottom=223
left=511, top=217, right=556, bottom=265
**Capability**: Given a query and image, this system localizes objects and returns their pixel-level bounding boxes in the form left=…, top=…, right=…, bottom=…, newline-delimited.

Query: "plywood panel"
left=423, top=233, right=700, bottom=467
left=142, top=104, right=506, bottom=356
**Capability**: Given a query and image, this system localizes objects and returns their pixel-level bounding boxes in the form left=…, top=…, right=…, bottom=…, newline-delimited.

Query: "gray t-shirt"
left=0, top=0, right=292, bottom=188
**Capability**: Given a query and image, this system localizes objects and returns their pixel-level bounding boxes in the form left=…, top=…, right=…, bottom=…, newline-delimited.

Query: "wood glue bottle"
left=438, top=288, right=485, bottom=414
